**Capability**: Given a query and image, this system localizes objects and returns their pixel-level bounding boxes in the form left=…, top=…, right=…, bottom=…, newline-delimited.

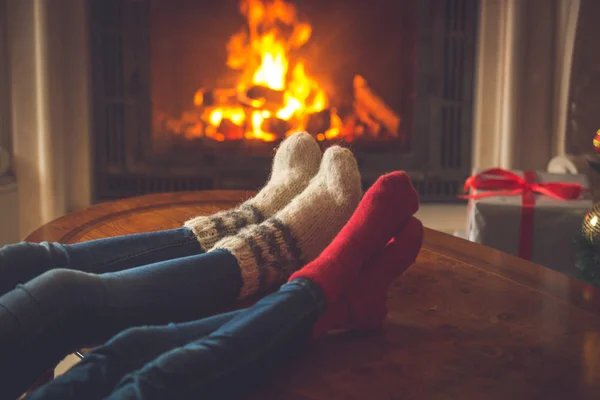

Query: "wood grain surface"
left=26, top=191, right=600, bottom=399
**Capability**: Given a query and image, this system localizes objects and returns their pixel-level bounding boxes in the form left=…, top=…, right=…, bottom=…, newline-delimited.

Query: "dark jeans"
left=26, top=279, right=323, bottom=400
left=0, top=228, right=245, bottom=399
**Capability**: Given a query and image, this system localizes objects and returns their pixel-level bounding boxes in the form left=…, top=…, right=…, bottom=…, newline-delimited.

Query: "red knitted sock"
left=311, top=217, right=423, bottom=338
left=288, top=171, right=419, bottom=306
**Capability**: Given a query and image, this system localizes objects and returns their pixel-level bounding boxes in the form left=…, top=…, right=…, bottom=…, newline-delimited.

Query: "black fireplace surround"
left=90, top=0, right=479, bottom=202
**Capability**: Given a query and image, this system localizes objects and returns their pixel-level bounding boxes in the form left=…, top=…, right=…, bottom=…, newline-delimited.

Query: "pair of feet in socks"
left=189, top=132, right=423, bottom=337
left=186, top=132, right=364, bottom=298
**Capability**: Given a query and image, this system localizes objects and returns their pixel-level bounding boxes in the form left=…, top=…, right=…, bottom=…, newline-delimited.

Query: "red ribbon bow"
left=460, top=168, right=583, bottom=260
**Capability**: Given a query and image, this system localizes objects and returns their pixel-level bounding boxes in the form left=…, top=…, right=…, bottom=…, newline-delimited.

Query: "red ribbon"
left=460, top=168, right=583, bottom=260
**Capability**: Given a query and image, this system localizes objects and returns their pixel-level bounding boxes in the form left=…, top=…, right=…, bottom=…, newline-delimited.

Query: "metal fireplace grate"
left=90, top=0, right=478, bottom=203
left=98, top=174, right=215, bottom=200
left=440, top=0, right=473, bottom=170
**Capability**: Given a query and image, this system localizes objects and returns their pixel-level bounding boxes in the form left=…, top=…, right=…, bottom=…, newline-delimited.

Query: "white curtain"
left=7, top=0, right=92, bottom=238
left=472, top=0, right=580, bottom=171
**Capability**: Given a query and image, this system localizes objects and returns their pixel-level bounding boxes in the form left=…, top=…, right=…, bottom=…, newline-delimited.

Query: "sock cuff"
left=184, top=204, right=264, bottom=251
left=212, top=218, right=305, bottom=299
left=289, top=255, right=347, bottom=303
left=215, top=235, right=261, bottom=299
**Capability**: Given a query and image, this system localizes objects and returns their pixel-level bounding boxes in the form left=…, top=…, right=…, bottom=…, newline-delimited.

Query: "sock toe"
left=271, top=132, right=321, bottom=179
left=349, top=171, right=419, bottom=257
left=320, top=146, right=362, bottom=205
left=367, top=171, right=419, bottom=217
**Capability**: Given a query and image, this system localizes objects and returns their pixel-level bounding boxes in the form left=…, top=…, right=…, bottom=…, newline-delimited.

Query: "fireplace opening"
left=91, top=0, right=477, bottom=202
left=151, top=0, right=414, bottom=156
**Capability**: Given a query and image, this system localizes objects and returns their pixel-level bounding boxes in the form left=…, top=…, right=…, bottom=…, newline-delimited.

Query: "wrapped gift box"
left=466, top=170, right=592, bottom=277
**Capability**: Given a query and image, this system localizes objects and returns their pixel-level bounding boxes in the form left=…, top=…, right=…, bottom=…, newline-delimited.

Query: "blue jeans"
left=0, top=228, right=202, bottom=297
left=0, top=228, right=246, bottom=399
left=26, top=279, right=324, bottom=400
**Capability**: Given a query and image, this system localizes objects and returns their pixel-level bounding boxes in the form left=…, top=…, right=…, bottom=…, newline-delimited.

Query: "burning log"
left=305, top=109, right=331, bottom=135
left=353, top=75, right=400, bottom=137
left=183, top=122, right=204, bottom=140
left=194, top=88, right=238, bottom=107
left=218, top=119, right=245, bottom=140
left=353, top=100, right=381, bottom=135
left=239, top=85, right=285, bottom=110
left=246, top=86, right=285, bottom=104
left=261, top=117, right=290, bottom=138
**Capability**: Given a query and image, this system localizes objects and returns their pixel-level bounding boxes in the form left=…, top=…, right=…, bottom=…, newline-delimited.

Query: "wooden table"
left=26, top=191, right=600, bottom=399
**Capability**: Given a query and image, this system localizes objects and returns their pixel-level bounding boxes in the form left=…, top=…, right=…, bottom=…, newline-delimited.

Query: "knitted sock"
left=184, top=132, right=322, bottom=251
left=288, top=171, right=419, bottom=306
left=310, top=217, right=423, bottom=338
left=213, top=146, right=362, bottom=298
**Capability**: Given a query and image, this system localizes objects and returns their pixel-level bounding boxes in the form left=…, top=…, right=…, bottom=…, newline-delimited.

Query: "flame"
left=181, top=0, right=335, bottom=142
left=250, top=110, right=278, bottom=142
left=160, top=0, right=361, bottom=143
left=251, top=34, right=287, bottom=91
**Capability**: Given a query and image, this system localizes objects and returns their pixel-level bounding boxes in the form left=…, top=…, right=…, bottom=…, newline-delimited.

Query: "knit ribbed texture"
left=184, top=132, right=321, bottom=251
left=213, top=146, right=363, bottom=299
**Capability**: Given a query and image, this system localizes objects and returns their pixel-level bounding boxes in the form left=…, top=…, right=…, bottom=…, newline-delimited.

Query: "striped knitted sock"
left=212, top=146, right=363, bottom=299
left=184, top=132, right=321, bottom=251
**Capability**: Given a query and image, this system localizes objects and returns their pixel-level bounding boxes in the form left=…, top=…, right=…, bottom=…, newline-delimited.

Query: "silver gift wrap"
left=466, top=171, right=592, bottom=277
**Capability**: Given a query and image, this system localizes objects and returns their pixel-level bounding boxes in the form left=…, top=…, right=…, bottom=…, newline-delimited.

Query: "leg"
left=8, top=168, right=408, bottom=397
left=0, top=227, right=201, bottom=296
left=0, top=132, right=322, bottom=298
left=103, top=177, right=422, bottom=400
left=28, top=175, right=421, bottom=400
left=25, top=311, right=243, bottom=400
left=106, top=279, right=324, bottom=400
left=0, top=145, right=363, bottom=399
left=0, top=249, right=243, bottom=400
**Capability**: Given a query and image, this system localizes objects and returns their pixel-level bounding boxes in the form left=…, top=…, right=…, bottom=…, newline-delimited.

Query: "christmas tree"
left=574, top=130, right=600, bottom=287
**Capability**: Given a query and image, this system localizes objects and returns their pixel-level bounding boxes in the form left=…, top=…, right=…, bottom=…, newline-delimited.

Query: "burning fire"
left=186, top=0, right=336, bottom=142
left=161, top=0, right=401, bottom=144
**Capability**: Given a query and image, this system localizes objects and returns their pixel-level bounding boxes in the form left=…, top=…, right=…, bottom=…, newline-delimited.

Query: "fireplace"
left=90, top=0, right=478, bottom=202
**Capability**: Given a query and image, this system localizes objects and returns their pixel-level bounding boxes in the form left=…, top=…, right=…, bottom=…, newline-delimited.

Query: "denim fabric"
left=27, top=279, right=325, bottom=400
left=107, top=278, right=324, bottom=400
left=25, top=311, right=241, bottom=400
left=0, top=228, right=202, bottom=297
left=0, top=249, right=244, bottom=400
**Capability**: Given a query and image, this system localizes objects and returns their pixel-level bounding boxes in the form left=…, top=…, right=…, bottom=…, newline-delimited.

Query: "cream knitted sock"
left=184, top=132, right=322, bottom=251
left=212, top=146, right=363, bottom=299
